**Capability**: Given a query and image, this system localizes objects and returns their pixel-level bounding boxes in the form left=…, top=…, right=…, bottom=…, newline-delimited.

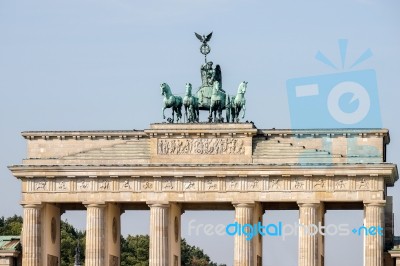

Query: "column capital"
left=83, top=202, right=106, bottom=208
left=298, top=201, right=321, bottom=208
left=21, top=202, right=42, bottom=209
left=147, top=201, right=170, bottom=208
left=364, top=200, right=386, bottom=207
left=232, top=202, right=255, bottom=208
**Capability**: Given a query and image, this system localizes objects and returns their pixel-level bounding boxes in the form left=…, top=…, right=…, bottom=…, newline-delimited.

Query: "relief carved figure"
left=358, top=178, right=369, bottom=189
left=336, top=179, right=346, bottom=189
left=35, top=181, right=46, bottom=190
left=249, top=179, right=259, bottom=189
left=185, top=181, right=195, bottom=190
left=206, top=179, right=217, bottom=190
left=294, top=178, right=304, bottom=189
left=123, top=180, right=131, bottom=189
left=164, top=180, right=174, bottom=190
left=58, top=181, right=67, bottom=190
left=143, top=181, right=153, bottom=190
left=270, top=179, right=280, bottom=190
left=314, top=179, right=325, bottom=189
left=80, top=180, right=89, bottom=189
left=99, top=180, right=110, bottom=190
left=229, top=178, right=238, bottom=189
left=158, top=138, right=245, bottom=155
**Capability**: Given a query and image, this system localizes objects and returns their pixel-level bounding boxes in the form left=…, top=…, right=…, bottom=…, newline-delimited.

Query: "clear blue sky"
left=0, top=1, right=399, bottom=265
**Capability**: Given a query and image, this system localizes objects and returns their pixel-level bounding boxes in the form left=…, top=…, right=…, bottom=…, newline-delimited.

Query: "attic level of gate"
left=14, top=123, right=394, bottom=171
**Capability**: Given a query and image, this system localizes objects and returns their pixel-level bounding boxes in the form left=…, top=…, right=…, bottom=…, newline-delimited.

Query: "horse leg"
left=242, top=104, right=246, bottom=119
left=218, top=105, right=222, bottom=123
left=178, top=105, right=183, bottom=123
left=188, top=105, right=193, bottom=122
left=176, top=106, right=181, bottom=123
left=235, top=106, right=240, bottom=122
left=208, top=105, right=213, bottom=122
left=162, top=106, right=166, bottom=119
left=213, top=107, right=217, bottom=123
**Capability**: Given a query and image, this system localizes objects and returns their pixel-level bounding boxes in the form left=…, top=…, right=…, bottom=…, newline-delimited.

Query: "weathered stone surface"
left=8, top=123, right=399, bottom=266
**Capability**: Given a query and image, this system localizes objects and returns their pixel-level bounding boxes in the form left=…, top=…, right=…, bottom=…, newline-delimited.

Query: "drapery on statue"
left=200, top=61, right=223, bottom=91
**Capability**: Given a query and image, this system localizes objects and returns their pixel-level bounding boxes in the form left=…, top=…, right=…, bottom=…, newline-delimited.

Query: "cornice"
left=20, top=127, right=390, bottom=144
left=21, top=130, right=147, bottom=140
left=8, top=163, right=398, bottom=186
left=145, top=122, right=257, bottom=137
left=259, top=128, right=390, bottom=144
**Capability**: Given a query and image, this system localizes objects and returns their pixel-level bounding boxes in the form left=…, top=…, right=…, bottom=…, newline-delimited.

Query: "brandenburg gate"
left=8, top=123, right=399, bottom=266
left=8, top=32, right=400, bottom=266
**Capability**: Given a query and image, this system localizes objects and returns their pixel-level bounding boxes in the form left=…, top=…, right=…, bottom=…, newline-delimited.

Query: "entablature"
left=9, top=163, right=398, bottom=186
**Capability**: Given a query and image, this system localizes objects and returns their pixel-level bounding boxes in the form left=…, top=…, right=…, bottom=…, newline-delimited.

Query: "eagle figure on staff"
left=195, top=32, right=213, bottom=45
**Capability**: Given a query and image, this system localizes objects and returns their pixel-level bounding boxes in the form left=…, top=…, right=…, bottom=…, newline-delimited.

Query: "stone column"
left=149, top=203, right=169, bottom=266
left=233, top=203, right=254, bottom=266
left=85, top=203, right=106, bottom=266
left=298, top=202, right=321, bottom=266
left=22, top=204, right=42, bottom=266
left=364, top=201, right=385, bottom=266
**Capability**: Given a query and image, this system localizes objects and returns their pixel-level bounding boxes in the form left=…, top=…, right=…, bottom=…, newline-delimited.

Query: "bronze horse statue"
left=209, top=81, right=225, bottom=123
left=183, top=83, right=199, bottom=123
left=230, top=81, right=248, bottom=122
left=160, top=83, right=183, bottom=123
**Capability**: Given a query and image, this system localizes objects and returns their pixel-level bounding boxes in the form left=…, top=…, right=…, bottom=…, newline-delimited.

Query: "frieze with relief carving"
left=157, top=138, right=245, bottom=155
left=27, top=176, right=384, bottom=195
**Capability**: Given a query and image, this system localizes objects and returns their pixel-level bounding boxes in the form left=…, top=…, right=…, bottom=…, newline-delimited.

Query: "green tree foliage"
left=120, top=235, right=149, bottom=266
left=120, top=235, right=225, bottom=266
left=181, top=238, right=226, bottom=266
left=60, top=220, right=85, bottom=266
left=0, top=215, right=23, bottom=235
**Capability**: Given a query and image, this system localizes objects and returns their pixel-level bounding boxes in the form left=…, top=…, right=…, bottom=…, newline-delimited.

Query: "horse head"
left=185, top=83, right=192, bottom=96
left=160, top=83, right=170, bottom=96
left=237, top=81, right=248, bottom=94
